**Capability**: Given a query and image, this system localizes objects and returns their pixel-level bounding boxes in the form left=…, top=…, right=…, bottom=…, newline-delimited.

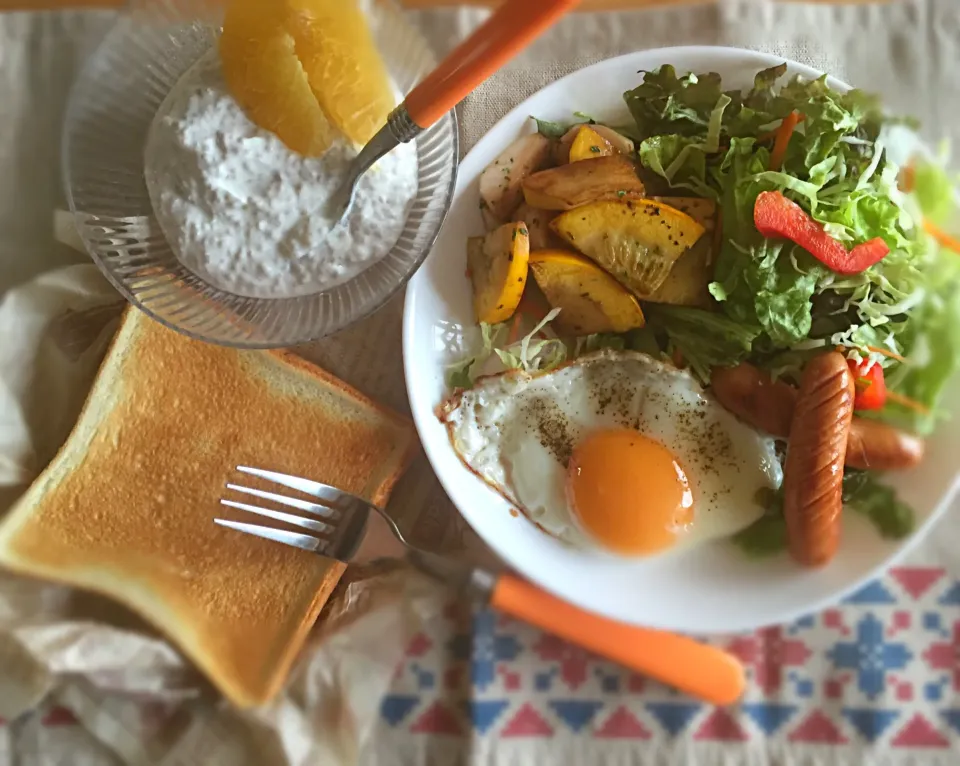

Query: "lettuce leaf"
left=644, top=305, right=759, bottom=383
left=842, top=470, right=915, bottom=538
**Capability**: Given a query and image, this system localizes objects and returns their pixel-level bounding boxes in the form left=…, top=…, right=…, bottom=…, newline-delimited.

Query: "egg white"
left=438, top=349, right=783, bottom=553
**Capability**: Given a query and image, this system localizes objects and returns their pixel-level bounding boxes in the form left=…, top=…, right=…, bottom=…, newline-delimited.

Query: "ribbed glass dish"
left=63, top=0, right=458, bottom=348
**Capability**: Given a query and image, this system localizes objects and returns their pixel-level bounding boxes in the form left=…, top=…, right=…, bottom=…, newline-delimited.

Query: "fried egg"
left=438, top=349, right=782, bottom=556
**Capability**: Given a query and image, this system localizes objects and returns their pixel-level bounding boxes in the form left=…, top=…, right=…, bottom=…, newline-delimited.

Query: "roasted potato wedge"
left=550, top=199, right=706, bottom=296
left=591, top=125, right=635, bottom=156
left=522, top=156, right=646, bottom=211
left=467, top=223, right=530, bottom=324
left=529, top=250, right=645, bottom=335
left=512, top=203, right=562, bottom=250
left=568, top=126, right=615, bottom=162
left=644, top=197, right=717, bottom=307
left=554, top=126, right=579, bottom=164
left=479, top=133, right=553, bottom=225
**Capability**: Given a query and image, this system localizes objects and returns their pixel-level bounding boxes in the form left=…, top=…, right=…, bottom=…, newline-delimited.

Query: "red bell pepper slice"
left=847, top=357, right=887, bottom=411
left=753, top=191, right=890, bottom=274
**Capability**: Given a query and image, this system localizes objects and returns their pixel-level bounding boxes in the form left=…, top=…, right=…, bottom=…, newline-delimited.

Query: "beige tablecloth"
left=0, top=2, right=958, bottom=765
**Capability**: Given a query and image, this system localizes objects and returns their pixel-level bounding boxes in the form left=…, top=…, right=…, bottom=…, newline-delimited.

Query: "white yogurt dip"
left=144, top=49, right=418, bottom=299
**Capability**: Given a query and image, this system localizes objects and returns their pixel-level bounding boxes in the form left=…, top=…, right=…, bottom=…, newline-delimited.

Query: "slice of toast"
left=0, top=307, right=417, bottom=707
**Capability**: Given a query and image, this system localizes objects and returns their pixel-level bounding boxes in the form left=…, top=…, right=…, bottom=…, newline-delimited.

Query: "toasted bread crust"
left=0, top=307, right=416, bottom=707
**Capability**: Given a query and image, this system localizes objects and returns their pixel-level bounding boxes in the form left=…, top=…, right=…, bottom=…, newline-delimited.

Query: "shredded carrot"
left=867, top=345, right=906, bottom=363
left=887, top=390, right=929, bottom=415
left=671, top=348, right=685, bottom=368
left=923, top=218, right=960, bottom=254
left=836, top=344, right=907, bottom=364
left=758, top=113, right=805, bottom=145
left=769, top=111, right=801, bottom=171
left=898, top=163, right=916, bottom=193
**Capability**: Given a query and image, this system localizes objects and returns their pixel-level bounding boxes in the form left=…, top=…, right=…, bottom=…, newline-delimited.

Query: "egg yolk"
left=565, top=428, right=694, bottom=555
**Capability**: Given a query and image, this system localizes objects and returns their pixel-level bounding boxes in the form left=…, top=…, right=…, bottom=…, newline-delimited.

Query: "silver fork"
left=216, top=466, right=745, bottom=705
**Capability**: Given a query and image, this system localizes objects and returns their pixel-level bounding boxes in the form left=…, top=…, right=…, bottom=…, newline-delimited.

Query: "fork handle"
left=404, top=0, right=580, bottom=129
left=490, top=575, right=745, bottom=705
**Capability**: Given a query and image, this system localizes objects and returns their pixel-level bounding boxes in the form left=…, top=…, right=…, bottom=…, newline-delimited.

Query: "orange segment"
left=219, top=0, right=395, bottom=156
left=288, top=0, right=397, bottom=146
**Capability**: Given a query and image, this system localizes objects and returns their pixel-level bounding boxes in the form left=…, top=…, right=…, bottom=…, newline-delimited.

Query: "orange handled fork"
left=216, top=466, right=746, bottom=705
left=329, top=0, right=581, bottom=223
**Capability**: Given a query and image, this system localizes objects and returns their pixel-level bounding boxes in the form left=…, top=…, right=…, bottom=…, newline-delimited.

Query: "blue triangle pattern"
left=843, top=708, right=900, bottom=742
left=843, top=580, right=897, bottom=605
left=740, top=703, right=798, bottom=736
left=465, top=700, right=510, bottom=734
left=939, top=582, right=960, bottom=605
left=549, top=701, right=604, bottom=732
left=941, top=710, right=960, bottom=735
left=381, top=695, right=420, bottom=726
left=645, top=702, right=702, bottom=736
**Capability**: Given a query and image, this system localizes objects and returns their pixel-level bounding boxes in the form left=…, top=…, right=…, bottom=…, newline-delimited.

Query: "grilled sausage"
left=845, top=417, right=925, bottom=471
left=711, top=363, right=924, bottom=471
left=782, top=353, right=855, bottom=567
left=710, top=363, right=796, bottom=437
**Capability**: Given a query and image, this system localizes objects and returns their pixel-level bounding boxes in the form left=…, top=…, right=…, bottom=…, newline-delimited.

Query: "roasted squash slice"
left=522, top=156, right=646, bottom=211
left=568, top=126, right=615, bottom=162
left=550, top=199, right=706, bottom=297
left=528, top=250, right=645, bottom=335
left=645, top=197, right=717, bottom=307
left=555, top=124, right=634, bottom=164
left=467, top=222, right=530, bottom=324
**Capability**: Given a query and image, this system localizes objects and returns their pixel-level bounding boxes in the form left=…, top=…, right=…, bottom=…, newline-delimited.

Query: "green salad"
left=450, top=64, right=960, bottom=555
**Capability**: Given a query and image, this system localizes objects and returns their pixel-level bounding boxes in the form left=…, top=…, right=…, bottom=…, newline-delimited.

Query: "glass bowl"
left=63, top=0, right=458, bottom=348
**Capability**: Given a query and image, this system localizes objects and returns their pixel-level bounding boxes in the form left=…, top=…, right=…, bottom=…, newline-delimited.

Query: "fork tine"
left=214, top=519, right=328, bottom=554
left=220, top=499, right=334, bottom=535
left=225, top=484, right=339, bottom=519
left=236, top=466, right=354, bottom=506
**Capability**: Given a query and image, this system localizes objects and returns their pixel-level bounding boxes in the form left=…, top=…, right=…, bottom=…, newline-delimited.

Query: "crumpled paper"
left=0, top=235, right=471, bottom=763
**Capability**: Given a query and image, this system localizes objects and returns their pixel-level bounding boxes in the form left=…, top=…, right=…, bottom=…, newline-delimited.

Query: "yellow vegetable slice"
left=528, top=250, right=645, bottom=335
left=467, top=222, right=530, bottom=324
left=644, top=197, right=717, bottom=307
left=650, top=197, right=717, bottom=230
left=568, top=125, right=614, bottom=162
left=550, top=199, right=706, bottom=297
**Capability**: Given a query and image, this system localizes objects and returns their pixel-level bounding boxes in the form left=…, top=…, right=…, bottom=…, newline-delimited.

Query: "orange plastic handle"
left=490, top=575, right=745, bottom=705
left=404, top=0, right=580, bottom=129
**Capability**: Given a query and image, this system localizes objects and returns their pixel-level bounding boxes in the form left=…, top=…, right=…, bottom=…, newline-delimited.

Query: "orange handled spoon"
left=409, top=552, right=745, bottom=706
left=329, top=0, right=580, bottom=224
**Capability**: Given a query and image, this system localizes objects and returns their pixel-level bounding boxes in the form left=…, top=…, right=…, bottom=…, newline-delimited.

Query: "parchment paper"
left=0, top=2, right=956, bottom=765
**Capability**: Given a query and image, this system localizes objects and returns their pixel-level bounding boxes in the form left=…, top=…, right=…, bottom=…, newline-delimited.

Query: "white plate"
left=402, top=46, right=960, bottom=633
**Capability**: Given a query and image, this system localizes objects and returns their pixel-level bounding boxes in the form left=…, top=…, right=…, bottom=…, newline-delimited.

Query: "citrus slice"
left=219, top=0, right=395, bottom=156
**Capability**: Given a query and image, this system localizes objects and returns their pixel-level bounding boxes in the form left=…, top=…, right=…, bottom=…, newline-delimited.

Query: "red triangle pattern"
left=891, top=714, right=950, bottom=748
left=410, top=702, right=463, bottom=737
left=889, top=567, right=945, bottom=600
left=501, top=703, right=553, bottom=737
left=595, top=706, right=651, bottom=739
left=405, top=632, right=432, bottom=657
left=41, top=707, right=78, bottom=727
left=694, top=708, right=749, bottom=741
left=788, top=711, right=848, bottom=744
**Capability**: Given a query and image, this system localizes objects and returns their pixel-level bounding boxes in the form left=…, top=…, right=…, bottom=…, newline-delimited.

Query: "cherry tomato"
left=847, top=357, right=887, bottom=411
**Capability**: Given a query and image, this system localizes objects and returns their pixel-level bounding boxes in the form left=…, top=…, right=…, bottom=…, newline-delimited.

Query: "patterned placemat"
left=365, top=567, right=960, bottom=764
